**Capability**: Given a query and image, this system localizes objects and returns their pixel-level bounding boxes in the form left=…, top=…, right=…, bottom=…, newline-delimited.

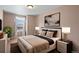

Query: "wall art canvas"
left=44, top=12, right=60, bottom=28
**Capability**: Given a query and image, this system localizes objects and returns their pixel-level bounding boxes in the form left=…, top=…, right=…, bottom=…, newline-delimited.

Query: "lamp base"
left=63, top=33, right=68, bottom=40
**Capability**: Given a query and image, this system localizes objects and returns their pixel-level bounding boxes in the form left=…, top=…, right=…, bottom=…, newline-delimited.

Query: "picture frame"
left=44, top=12, right=60, bottom=28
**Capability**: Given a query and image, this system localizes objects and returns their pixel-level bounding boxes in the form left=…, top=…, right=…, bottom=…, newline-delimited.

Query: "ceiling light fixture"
left=27, top=5, right=34, bottom=9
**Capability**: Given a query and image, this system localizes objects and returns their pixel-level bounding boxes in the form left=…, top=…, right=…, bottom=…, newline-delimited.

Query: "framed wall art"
left=44, top=12, right=60, bottom=28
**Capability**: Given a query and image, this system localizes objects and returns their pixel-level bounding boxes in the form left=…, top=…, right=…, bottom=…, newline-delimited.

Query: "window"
left=15, top=16, right=26, bottom=36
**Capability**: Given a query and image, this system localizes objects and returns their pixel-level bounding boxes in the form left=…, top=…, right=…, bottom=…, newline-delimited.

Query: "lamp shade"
left=35, top=27, right=40, bottom=30
left=62, top=27, right=70, bottom=33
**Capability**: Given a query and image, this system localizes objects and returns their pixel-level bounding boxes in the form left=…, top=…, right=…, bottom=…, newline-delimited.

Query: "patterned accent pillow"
left=47, top=30, right=57, bottom=37
left=39, top=31, right=46, bottom=36
left=46, top=31, right=54, bottom=38
left=53, top=31, right=57, bottom=37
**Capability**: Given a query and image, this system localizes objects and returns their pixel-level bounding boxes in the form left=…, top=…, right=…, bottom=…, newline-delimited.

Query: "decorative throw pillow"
left=53, top=31, right=57, bottom=37
left=39, top=31, right=46, bottom=36
left=46, top=31, right=54, bottom=38
left=48, top=30, right=58, bottom=37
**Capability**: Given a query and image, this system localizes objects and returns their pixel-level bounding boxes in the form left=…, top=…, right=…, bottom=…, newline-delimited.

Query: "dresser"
left=0, top=34, right=8, bottom=53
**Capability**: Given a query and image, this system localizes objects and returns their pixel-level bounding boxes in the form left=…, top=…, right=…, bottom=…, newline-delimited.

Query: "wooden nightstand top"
left=57, top=40, right=72, bottom=44
left=58, top=39, right=72, bottom=42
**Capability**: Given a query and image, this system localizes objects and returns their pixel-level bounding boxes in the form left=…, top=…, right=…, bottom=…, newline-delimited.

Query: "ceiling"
left=0, top=5, right=61, bottom=15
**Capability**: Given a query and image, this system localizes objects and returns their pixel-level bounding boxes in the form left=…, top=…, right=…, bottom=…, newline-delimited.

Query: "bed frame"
left=17, top=28, right=62, bottom=53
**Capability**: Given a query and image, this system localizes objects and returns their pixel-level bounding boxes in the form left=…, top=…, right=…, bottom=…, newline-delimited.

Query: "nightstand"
left=57, top=40, right=72, bottom=53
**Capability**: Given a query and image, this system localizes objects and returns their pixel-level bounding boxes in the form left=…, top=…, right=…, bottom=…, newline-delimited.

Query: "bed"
left=17, top=28, right=62, bottom=53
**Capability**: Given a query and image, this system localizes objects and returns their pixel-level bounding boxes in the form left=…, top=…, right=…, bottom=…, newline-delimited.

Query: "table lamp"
left=35, top=27, right=40, bottom=35
left=62, top=27, right=70, bottom=40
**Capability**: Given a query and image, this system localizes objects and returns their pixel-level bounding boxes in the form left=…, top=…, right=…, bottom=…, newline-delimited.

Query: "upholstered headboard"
left=41, top=27, right=62, bottom=39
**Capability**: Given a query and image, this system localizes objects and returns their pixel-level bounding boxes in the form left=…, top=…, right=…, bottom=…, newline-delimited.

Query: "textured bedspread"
left=18, top=35, right=49, bottom=53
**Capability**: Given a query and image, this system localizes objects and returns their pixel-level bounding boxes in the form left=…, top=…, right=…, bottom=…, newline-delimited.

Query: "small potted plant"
left=3, top=26, right=12, bottom=39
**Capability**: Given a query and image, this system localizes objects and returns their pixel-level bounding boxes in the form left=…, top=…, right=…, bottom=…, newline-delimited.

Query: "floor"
left=11, top=43, right=21, bottom=53
left=10, top=39, right=59, bottom=53
left=9, top=38, right=21, bottom=53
